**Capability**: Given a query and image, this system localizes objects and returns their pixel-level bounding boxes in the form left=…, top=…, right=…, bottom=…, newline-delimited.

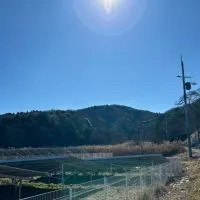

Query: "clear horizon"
left=0, top=0, right=199, bottom=114
left=0, top=103, right=176, bottom=115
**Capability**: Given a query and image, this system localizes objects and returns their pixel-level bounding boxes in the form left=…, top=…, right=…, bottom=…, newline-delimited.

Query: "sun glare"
left=104, top=0, right=113, bottom=13
left=99, top=0, right=115, bottom=14
left=74, top=0, right=146, bottom=35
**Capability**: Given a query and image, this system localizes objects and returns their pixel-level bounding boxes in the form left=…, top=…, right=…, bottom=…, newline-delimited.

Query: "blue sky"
left=0, top=0, right=200, bottom=114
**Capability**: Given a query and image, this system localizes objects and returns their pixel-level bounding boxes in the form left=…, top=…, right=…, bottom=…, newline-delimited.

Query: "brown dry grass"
left=135, top=185, right=166, bottom=200
left=80, top=142, right=184, bottom=156
left=158, top=152, right=200, bottom=200
left=184, top=158, right=200, bottom=200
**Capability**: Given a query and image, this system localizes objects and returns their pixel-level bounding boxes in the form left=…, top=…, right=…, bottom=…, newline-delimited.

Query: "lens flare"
left=73, top=0, right=146, bottom=35
left=98, top=0, right=119, bottom=14
left=103, top=0, right=113, bottom=14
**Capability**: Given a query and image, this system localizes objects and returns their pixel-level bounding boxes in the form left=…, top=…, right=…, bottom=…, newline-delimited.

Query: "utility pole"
left=177, top=55, right=192, bottom=157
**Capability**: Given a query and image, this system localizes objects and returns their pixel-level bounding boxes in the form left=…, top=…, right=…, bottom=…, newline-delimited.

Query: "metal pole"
left=125, top=175, right=128, bottom=200
left=90, top=171, right=93, bottom=185
left=104, top=177, right=107, bottom=200
left=18, top=179, right=22, bottom=200
left=159, top=165, right=162, bottom=183
left=140, top=169, right=142, bottom=191
left=151, top=161, right=154, bottom=185
left=69, top=187, right=72, bottom=200
left=181, top=55, right=192, bottom=158
left=61, top=163, right=64, bottom=189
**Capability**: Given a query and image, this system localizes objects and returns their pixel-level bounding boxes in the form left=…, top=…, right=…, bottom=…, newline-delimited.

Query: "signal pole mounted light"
left=185, top=82, right=192, bottom=91
left=177, top=55, right=193, bottom=158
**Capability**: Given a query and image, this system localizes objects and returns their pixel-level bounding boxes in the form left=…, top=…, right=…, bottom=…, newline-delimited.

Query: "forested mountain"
left=151, top=99, right=200, bottom=142
left=0, top=105, right=157, bottom=148
left=1, top=101, right=200, bottom=148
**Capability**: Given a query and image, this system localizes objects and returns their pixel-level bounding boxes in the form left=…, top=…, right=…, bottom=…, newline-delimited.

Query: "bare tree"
left=175, top=89, right=200, bottom=106
left=175, top=89, right=200, bottom=144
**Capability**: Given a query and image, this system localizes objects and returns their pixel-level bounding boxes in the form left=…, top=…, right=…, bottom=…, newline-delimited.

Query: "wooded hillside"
left=0, top=100, right=199, bottom=148
left=0, top=105, right=157, bottom=148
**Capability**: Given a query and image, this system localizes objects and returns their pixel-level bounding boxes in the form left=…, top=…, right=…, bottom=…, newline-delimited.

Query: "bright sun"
left=99, top=0, right=115, bottom=14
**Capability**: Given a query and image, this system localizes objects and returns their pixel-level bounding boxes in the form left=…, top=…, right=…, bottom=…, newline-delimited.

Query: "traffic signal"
left=185, top=82, right=191, bottom=90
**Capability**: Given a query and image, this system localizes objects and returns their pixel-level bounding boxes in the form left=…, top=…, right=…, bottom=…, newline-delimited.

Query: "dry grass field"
left=80, top=141, right=184, bottom=157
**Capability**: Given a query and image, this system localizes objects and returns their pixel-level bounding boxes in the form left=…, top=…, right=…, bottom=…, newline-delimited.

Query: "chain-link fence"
left=20, top=157, right=182, bottom=200
left=0, top=147, right=113, bottom=163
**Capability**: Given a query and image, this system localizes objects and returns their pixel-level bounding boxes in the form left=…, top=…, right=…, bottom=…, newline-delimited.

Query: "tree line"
left=0, top=102, right=200, bottom=148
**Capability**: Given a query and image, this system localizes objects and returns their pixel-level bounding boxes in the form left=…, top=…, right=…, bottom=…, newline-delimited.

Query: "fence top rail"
left=0, top=152, right=113, bottom=162
left=20, top=187, right=69, bottom=200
